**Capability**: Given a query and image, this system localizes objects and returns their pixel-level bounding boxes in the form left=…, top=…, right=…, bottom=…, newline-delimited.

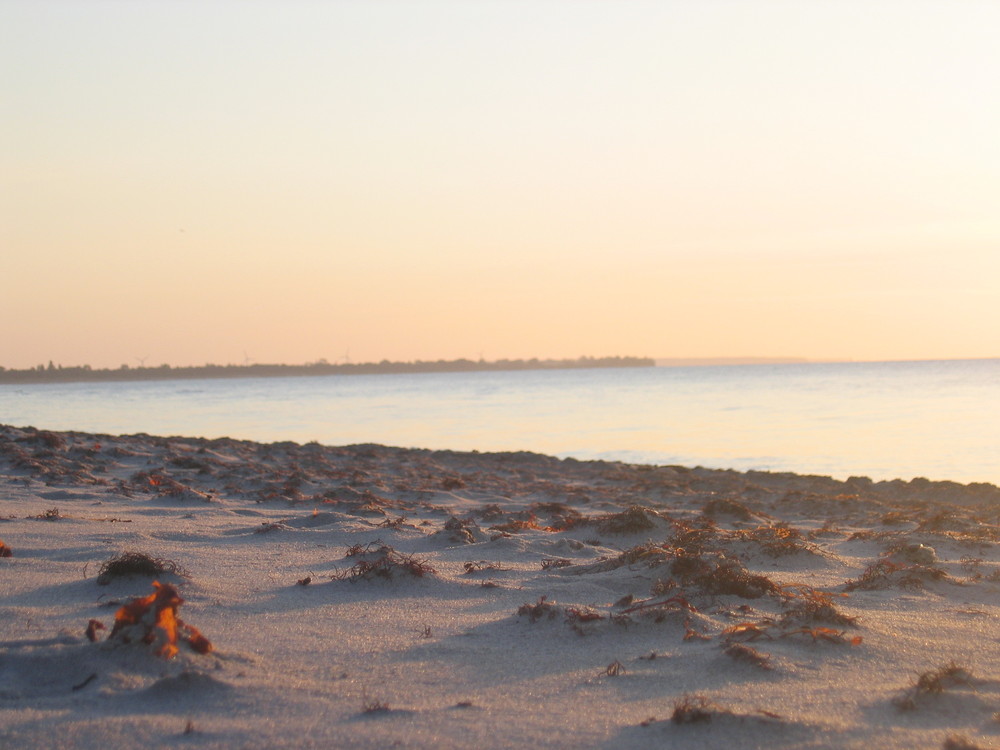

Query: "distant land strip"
left=0, top=356, right=655, bottom=385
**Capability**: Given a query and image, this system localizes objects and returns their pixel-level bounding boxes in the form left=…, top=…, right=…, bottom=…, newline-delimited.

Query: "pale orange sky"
left=3, top=1, right=999, bottom=370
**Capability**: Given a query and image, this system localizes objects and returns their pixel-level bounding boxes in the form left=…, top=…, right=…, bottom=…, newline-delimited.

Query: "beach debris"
left=620, top=593, right=695, bottom=617
left=808, top=519, right=844, bottom=539
left=85, top=619, right=106, bottom=642
left=345, top=539, right=387, bottom=557
left=614, top=594, right=635, bottom=608
left=729, top=524, right=817, bottom=557
left=361, top=695, right=391, bottom=714
left=33, top=429, right=68, bottom=451
left=529, top=501, right=584, bottom=529
left=463, top=560, right=508, bottom=574
left=669, top=519, right=723, bottom=555
left=723, top=643, right=773, bottom=670
left=778, top=585, right=857, bottom=627
left=570, top=543, right=676, bottom=575
left=721, top=621, right=774, bottom=642
left=489, top=515, right=553, bottom=533
left=893, top=661, right=973, bottom=710
left=35, top=507, right=64, bottom=521
left=595, top=505, right=664, bottom=534
left=604, top=660, right=626, bottom=676
left=131, top=469, right=213, bottom=502
left=376, top=515, right=409, bottom=529
left=674, top=555, right=781, bottom=599
left=71, top=673, right=98, bottom=691
left=89, top=581, right=212, bottom=659
left=564, top=606, right=603, bottom=624
left=516, top=597, right=605, bottom=629
left=440, top=474, right=465, bottom=490
left=671, top=694, right=718, bottom=724
left=516, top=596, right=630, bottom=634
left=683, top=618, right=711, bottom=641
left=0, top=539, right=11, bottom=557
left=441, top=516, right=483, bottom=544
left=703, top=497, right=756, bottom=521
left=96, top=550, right=188, bottom=584
left=844, top=559, right=951, bottom=591
left=886, top=542, right=938, bottom=565
left=517, top=596, right=561, bottom=622
left=332, top=543, right=436, bottom=581
left=475, top=503, right=504, bottom=522
left=780, top=627, right=862, bottom=645
left=880, top=511, right=909, bottom=526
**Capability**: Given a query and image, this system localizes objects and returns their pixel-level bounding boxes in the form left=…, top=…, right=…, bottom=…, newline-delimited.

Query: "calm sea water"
left=1, top=359, right=997, bottom=485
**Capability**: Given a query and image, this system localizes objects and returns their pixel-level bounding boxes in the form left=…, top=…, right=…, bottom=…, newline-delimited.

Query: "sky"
left=2, top=0, right=999, bottom=370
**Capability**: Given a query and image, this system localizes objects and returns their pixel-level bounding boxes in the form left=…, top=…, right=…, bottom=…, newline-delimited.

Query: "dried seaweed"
left=595, top=505, right=661, bottom=534
left=844, top=559, right=950, bottom=591
left=517, top=596, right=560, bottom=622
left=332, top=544, right=436, bottom=581
left=671, top=694, right=718, bottom=724
left=703, top=497, right=754, bottom=521
left=97, top=551, right=188, bottom=585
left=893, top=662, right=973, bottom=710
left=723, top=643, right=773, bottom=670
left=676, top=557, right=781, bottom=599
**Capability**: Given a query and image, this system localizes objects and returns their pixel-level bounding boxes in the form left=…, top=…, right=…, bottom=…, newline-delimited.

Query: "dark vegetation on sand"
left=0, top=355, right=654, bottom=385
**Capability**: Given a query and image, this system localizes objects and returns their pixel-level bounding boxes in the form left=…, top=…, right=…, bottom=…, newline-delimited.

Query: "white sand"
left=2, top=423, right=1000, bottom=749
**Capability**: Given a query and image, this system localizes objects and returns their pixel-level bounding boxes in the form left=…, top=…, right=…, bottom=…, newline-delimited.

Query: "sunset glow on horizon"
left=3, top=1, right=999, bottom=370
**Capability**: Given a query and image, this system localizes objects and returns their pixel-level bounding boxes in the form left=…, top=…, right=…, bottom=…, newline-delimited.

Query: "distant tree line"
left=0, top=356, right=655, bottom=385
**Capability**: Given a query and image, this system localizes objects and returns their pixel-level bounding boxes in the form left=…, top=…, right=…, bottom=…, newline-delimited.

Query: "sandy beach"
left=3, top=423, right=1000, bottom=749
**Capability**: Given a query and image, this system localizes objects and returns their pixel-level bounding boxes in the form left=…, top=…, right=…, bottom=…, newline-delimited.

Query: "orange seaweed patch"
left=0, top=540, right=11, bottom=558
left=105, top=581, right=213, bottom=658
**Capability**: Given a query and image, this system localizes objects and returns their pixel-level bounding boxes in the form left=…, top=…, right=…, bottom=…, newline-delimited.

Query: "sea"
left=1, top=359, right=997, bottom=486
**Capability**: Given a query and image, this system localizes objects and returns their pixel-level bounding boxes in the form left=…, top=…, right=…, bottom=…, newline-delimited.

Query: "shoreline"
left=3, top=424, right=1000, bottom=749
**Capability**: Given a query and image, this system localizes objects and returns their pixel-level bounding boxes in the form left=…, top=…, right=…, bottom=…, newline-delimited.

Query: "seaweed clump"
left=332, top=543, right=436, bottom=581
left=730, top=524, right=815, bottom=557
left=671, top=694, right=718, bottom=724
left=673, top=555, right=781, bottom=599
left=703, top=497, right=754, bottom=521
left=893, top=662, right=973, bottom=710
left=596, top=505, right=662, bottom=534
left=515, top=596, right=608, bottom=635
left=97, top=551, right=188, bottom=585
left=844, top=559, right=950, bottom=592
